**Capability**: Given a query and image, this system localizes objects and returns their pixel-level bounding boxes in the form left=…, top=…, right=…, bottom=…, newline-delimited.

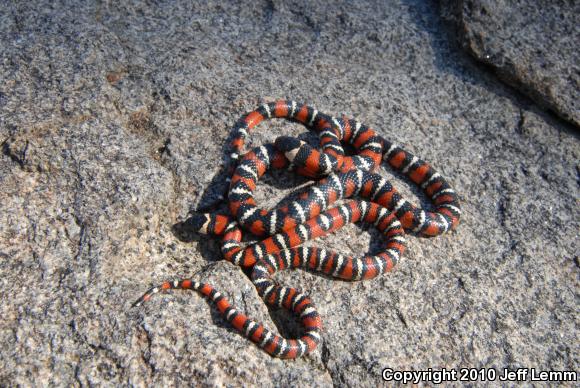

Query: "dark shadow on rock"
left=171, top=221, right=223, bottom=263
left=269, top=306, right=304, bottom=339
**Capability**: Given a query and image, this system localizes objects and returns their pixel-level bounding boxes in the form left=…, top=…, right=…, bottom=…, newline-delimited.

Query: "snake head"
left=182, top=213, right=211, bottom=234
left=275, top=136, right=307, bottom=163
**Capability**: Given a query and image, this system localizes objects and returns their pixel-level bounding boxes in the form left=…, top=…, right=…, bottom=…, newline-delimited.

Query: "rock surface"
left=440, top=0, right=580, bottom=127
left=1, top=0, right=578, bottom=386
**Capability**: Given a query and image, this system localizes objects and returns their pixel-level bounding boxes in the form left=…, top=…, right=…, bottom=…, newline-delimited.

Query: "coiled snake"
left=133, top=100, right=461, bottom=359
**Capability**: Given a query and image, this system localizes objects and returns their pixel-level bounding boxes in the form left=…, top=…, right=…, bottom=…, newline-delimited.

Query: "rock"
left=440, top=0, right=580, bottom=127
left=1, top=1, right=578, bottom=386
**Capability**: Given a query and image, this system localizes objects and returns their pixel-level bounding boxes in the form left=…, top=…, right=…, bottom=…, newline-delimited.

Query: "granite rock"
left=440, top=0, right=580, bottom=127
left=1, top=0, right=578, bottom=386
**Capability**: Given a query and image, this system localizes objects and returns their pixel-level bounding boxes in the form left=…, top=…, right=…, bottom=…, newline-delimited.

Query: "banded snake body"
left=133, top=100, right=461, bottom=359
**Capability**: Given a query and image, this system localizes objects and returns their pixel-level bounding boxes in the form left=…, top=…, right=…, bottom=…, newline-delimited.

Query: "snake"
left=133, top=100, right=461, bottom=359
